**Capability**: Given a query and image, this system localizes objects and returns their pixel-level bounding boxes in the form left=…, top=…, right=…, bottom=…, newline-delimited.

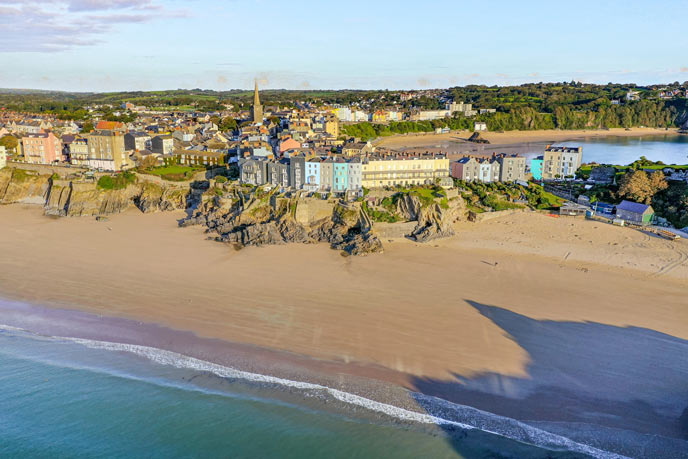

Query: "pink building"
left=20, top=132, right=63, bottom=164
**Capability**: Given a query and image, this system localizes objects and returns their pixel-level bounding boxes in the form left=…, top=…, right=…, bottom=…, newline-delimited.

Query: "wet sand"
left=0, top=205, right=687, bottom=455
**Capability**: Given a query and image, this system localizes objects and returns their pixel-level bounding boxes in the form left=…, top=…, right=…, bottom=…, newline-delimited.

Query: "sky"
left=1, top=0, right=687, bottom=92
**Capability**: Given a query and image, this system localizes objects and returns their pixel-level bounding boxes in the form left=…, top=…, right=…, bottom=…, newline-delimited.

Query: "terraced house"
left=361, top=154, right=449, bottom=188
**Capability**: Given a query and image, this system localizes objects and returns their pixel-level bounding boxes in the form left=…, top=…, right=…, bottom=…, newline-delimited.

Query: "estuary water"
left=556, top=134, right=688, bottom=165
left=0, top=326, right=598, bottom=459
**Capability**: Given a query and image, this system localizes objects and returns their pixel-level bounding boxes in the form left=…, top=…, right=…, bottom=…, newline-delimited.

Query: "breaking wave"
left=0, top=324, right=626, bottom=458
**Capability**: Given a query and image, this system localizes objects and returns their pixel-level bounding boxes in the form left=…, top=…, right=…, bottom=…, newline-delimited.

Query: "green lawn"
left=143, top=165, right=204, bottom=181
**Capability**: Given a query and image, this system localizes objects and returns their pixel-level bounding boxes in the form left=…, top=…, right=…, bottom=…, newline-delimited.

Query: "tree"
left=81, top=122, right=94, bottom=133
left=218, top=116, right=237, bottom=131
left=617, top=170, right=668, bottom=204
left=0, top=135, right=18, bottom=151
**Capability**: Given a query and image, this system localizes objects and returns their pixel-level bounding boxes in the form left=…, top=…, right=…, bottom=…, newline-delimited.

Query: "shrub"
left=97, top=171, right=136, bottom=190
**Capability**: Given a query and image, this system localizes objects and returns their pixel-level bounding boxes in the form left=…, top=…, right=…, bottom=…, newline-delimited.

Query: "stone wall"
left=294, top=198, right=336, bottom=225
left=373, top=222, right=417, bottom=238
left=7, top=161, right=87, bottom=176
left=473, top=208, right=530, bottom=223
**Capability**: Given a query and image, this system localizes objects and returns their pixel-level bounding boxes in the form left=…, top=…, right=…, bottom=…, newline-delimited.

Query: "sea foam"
left=0, top=324, right=626, bottom=459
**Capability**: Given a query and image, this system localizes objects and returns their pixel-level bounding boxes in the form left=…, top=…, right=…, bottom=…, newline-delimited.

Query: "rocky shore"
left=0, top=166, right=466, bottom=255
left=180, top=181, right=466, bottom=255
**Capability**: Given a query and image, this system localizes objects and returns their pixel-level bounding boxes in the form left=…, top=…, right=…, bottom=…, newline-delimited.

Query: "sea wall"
left=374, top=222, right=417, bottom=238
left=472, top=208, right=530, bottom=223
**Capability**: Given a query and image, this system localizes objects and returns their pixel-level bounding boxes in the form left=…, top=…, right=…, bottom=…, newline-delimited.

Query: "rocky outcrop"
left=0, top=168, right=51, bottom=205
left=1, top=167, right=188, bottom=217
left=182, top=188, right=383, bottom=255
left=395, top=193, right=422, bottom=221
left=468, top=132, right=489, bottom=144
left=410, top=196, right=466, bottom=242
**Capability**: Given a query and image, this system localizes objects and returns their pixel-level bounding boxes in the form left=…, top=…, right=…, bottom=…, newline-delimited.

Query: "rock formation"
left=0, top=167, right=188, bottom=217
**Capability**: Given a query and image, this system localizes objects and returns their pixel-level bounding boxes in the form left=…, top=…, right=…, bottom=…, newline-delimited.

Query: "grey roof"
left=617, top=200, right=652, bottom=214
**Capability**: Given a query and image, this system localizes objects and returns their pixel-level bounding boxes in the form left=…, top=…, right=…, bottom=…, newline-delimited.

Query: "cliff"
left=1, top=167, right=189, bottom=217
left=181, top=185, right=383, bottom=255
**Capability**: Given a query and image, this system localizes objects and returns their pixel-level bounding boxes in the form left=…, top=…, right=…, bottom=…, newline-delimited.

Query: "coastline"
left=1, top=204, right=687, bottom=457
left=374, top=127, right=681, bottom=151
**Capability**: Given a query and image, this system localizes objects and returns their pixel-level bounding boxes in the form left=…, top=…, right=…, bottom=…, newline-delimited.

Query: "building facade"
left=530, top=156, right=544, bottom=181
left=86, top=130, right=130, bottom=171
left=542, top=146, right=583, bottom=180
left=361, top=155, right=449, bottom=188
left=497, top=154, right=526, bottom=182
left=20, top=132, right=63, bottom=164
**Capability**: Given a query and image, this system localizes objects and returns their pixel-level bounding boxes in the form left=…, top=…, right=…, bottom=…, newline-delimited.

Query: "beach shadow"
left=411, top=300, right=688, bottom=457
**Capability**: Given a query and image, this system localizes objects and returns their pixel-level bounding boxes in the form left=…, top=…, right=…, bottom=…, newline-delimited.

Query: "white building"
left=0, top=146, right=6, bottom=169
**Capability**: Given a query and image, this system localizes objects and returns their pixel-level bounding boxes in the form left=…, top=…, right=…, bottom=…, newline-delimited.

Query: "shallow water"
left=555, top=134, right=688, bottom=165
left=0, top=327, right=591, bottom=458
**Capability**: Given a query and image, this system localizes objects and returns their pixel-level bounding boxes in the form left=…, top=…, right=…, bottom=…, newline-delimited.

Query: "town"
left=2, top=81, right=688, bottom=237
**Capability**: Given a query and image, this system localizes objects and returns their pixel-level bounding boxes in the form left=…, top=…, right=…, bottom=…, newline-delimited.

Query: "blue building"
left=305, top=158, right=321, bottom=189
left=333, top=161, right=348, bottom=193
left=530, top=156, right=544, bottom=181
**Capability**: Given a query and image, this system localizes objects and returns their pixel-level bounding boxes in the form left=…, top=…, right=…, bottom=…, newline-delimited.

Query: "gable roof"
left=96, top=121, right=124, bottom=130
left=617, top=200, right=652, bottom=214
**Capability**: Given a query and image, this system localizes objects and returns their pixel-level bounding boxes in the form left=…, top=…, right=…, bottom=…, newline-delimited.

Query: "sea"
left=553, top=133, right=688, bottom=165
left=0, top=325, right=605, bottom=459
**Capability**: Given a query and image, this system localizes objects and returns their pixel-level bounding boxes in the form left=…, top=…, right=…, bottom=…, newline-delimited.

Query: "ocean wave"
left=0, top=324, right=626, bottom=459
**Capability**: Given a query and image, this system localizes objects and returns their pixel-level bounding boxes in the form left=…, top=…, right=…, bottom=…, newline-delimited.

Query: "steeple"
left=253, top=79, right=261, bottom=107
left=251, top=79, right=263, bottom=123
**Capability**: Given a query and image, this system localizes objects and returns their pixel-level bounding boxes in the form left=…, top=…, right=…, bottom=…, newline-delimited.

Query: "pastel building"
left=86, top=130, right=131, bottom=171
left=451, top=157, right=480, bottom=182
left=0, top=146, right=6, bottom=169
left=305, top=158, right=321, bottom=191
left=542, top=146, right=583, bottom=180
left=333, top=161, right=348, bottom=192
left=530, top=156, right=544, bottom=180
left=347, top=161, right=362, bottom=193
left=362, top=155, right=450, bottom=188
left=320, top=159, right=334, bottom=191
left=20, top=132, right=63, bottom=164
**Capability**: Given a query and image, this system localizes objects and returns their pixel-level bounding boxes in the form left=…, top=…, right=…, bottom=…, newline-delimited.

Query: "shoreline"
left=0, top=299, right=656, bottom=459
left=375, top=127, right=681, bottom=151
left=1, top=204, right=687, bottom=457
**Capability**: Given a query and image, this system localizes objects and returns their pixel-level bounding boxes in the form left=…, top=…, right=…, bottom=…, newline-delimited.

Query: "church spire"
left=253, top=79, right=261, bottom=106
left=251, top=79, right=263, bottom=123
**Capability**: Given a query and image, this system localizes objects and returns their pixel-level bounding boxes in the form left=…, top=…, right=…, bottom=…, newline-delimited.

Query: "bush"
left=215, top=175, right=227, bottom=183
left=97, top=171, right=136, bottom=190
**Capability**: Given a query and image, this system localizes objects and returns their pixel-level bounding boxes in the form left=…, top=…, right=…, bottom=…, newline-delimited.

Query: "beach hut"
left=615, top=200, right=655, bottom=225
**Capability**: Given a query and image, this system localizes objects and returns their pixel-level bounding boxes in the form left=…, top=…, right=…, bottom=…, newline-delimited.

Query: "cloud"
left=0, top=1, right=187, bottom=52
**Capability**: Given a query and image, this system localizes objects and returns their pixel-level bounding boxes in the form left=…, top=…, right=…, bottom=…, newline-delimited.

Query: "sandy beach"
left=375, top=127, right=680, bottom=150
left=374, top=127, right=683, bottom=161
left=1, top=205, right=687, bottom=453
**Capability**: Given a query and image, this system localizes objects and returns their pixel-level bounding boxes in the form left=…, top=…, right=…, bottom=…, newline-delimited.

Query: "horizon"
left=1, top=0, right=687, bottom=92
left=0, top=79, right=684, bottom=96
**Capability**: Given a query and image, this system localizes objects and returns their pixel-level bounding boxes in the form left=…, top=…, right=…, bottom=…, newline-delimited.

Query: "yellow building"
left=361, top=155, right=450, bottom=188
left=324, top=116, right=339, bottom=137
left=86, top=130, right=131, bottom=171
